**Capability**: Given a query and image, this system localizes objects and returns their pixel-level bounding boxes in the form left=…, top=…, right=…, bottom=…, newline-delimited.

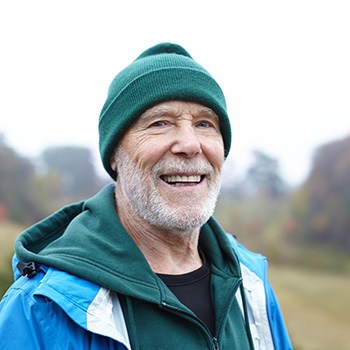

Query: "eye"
left=150, top=120, right=167, bottom=127
left=197, top=120, right=212, bottom=128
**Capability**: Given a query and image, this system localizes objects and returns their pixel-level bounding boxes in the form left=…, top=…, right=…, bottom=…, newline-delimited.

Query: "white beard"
left=114, top=147, right=221, bottom=233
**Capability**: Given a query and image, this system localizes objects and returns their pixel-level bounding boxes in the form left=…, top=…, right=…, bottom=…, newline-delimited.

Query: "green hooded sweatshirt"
left=15, top=184, right=254, bottom=349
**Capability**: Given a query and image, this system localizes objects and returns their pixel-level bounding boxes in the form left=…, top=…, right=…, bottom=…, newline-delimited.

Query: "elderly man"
left=0, top=43, right=292, bottom=349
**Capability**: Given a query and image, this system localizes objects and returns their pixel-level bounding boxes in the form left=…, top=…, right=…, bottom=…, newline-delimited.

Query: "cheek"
left=127, top=140, right=166, bottom=173
left=203, top=140, right=225, bottom=170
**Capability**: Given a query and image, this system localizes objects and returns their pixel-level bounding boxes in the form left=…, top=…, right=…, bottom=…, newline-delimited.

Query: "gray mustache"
left=152, top=159, right=214, bottom=176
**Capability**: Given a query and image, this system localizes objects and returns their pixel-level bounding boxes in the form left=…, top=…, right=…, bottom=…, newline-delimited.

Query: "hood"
left=15, top=184, right=241, bottom=302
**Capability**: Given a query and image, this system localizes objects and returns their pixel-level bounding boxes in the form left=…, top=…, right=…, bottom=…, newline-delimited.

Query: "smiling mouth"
left=160, top=175, right=204, bottom=187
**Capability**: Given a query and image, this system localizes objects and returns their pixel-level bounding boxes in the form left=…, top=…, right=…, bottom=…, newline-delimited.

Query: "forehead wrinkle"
left=139, top=105, right=179, bottom=121
left=139, top=103, right=219, bottom=122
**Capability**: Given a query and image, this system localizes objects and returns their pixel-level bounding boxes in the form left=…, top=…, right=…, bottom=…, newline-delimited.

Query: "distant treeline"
left=0, top=133, right=349, bottom=252
left=288, top=134, right=350, bottom=250
left=216, top=133, right=350, bottom=255
left=0, top=134, right=109, bottom=223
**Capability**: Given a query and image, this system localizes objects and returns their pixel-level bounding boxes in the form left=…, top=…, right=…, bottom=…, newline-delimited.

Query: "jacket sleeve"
left=1, top=270, right=129, bottom=350
left=0, top=275, right=67, bottom=350
left=0, top=272, right=97, bottom=349
left=265, top=279, right=293, bottom=350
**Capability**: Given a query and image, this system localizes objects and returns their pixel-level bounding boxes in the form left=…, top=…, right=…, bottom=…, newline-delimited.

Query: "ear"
left=110, top=158, right=117, bottom=172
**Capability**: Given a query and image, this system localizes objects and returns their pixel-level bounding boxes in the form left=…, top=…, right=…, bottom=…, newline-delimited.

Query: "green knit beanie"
left=99, top=42, right=231, bottom=179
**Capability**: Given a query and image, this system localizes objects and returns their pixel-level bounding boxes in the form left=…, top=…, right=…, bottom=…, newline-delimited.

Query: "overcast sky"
left=0, top=0, right=349, bottom=185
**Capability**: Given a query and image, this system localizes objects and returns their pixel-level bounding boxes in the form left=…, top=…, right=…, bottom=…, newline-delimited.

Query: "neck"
left=115, top=190, right=202, bottom=275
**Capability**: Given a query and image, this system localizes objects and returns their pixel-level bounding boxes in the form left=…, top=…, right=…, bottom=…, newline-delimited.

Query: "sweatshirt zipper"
left=212, top=277, right=251, bottom=350
left=160, top=301, right=220, bottom=349
left=212, top=337, right=219, bottom=350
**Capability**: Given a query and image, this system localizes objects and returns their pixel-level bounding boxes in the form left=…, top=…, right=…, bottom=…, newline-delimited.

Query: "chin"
left=145, top=206, right=212, bottom=233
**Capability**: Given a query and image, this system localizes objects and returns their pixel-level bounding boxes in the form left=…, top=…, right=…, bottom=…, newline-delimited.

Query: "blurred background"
left=1, top=1, right=349, bottom=349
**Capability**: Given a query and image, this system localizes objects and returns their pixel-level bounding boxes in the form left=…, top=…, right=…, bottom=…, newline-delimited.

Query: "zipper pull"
left=212, top=337, right=219, bottom=350
left=17, top=261, right=41, bottom=279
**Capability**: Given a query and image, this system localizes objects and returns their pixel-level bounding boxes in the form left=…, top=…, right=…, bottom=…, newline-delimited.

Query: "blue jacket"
left=0, top=239, right=292, bottom=349
left=0, top=185, right=292, bottom=349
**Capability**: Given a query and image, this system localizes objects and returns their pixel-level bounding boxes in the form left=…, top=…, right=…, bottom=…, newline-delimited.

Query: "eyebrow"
left=140, top=106, right=174, bottom=120
left=140, top=105, right=219, bottom=121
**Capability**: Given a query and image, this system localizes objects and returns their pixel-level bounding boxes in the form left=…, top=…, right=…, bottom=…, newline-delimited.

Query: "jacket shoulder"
left=226, top=233, right=293, bottom=349
left=0, top=268, right=63, bottom=348
left=225, top=233, right=266, bottom=280
left=0, top=265, right=96, bottom=349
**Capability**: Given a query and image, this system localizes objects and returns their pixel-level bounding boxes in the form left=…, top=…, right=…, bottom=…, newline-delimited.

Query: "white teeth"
left=163, top=175, right=201, bottom=183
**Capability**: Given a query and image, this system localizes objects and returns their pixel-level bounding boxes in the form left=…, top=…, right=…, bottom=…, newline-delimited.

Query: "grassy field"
left=268, top=264, right=350, bottom=350
left=1, top=221, right=349, bottom=349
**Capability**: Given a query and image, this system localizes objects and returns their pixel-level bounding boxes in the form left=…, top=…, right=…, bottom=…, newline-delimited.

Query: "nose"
left=170, top=123, right=202, bottom=158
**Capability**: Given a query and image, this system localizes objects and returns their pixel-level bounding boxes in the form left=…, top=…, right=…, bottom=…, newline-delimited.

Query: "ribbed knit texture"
left=98, top=42, right=232, bottom=179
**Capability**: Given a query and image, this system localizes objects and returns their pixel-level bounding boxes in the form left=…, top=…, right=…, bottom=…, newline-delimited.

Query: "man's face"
left=113, top=100, right=225, bottom=232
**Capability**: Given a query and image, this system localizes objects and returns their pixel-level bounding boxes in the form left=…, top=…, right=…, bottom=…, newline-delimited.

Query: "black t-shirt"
left=157, top=257, right=215, bottom=335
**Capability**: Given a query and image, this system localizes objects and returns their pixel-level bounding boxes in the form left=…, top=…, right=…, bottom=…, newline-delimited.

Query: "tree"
left=0, top=136, right=44, bottom=222
left=40, top=146, right=102, bottom=199
left=290, top=134, right=350, bottom=248
left=243, top=150, right=287, bottom=198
